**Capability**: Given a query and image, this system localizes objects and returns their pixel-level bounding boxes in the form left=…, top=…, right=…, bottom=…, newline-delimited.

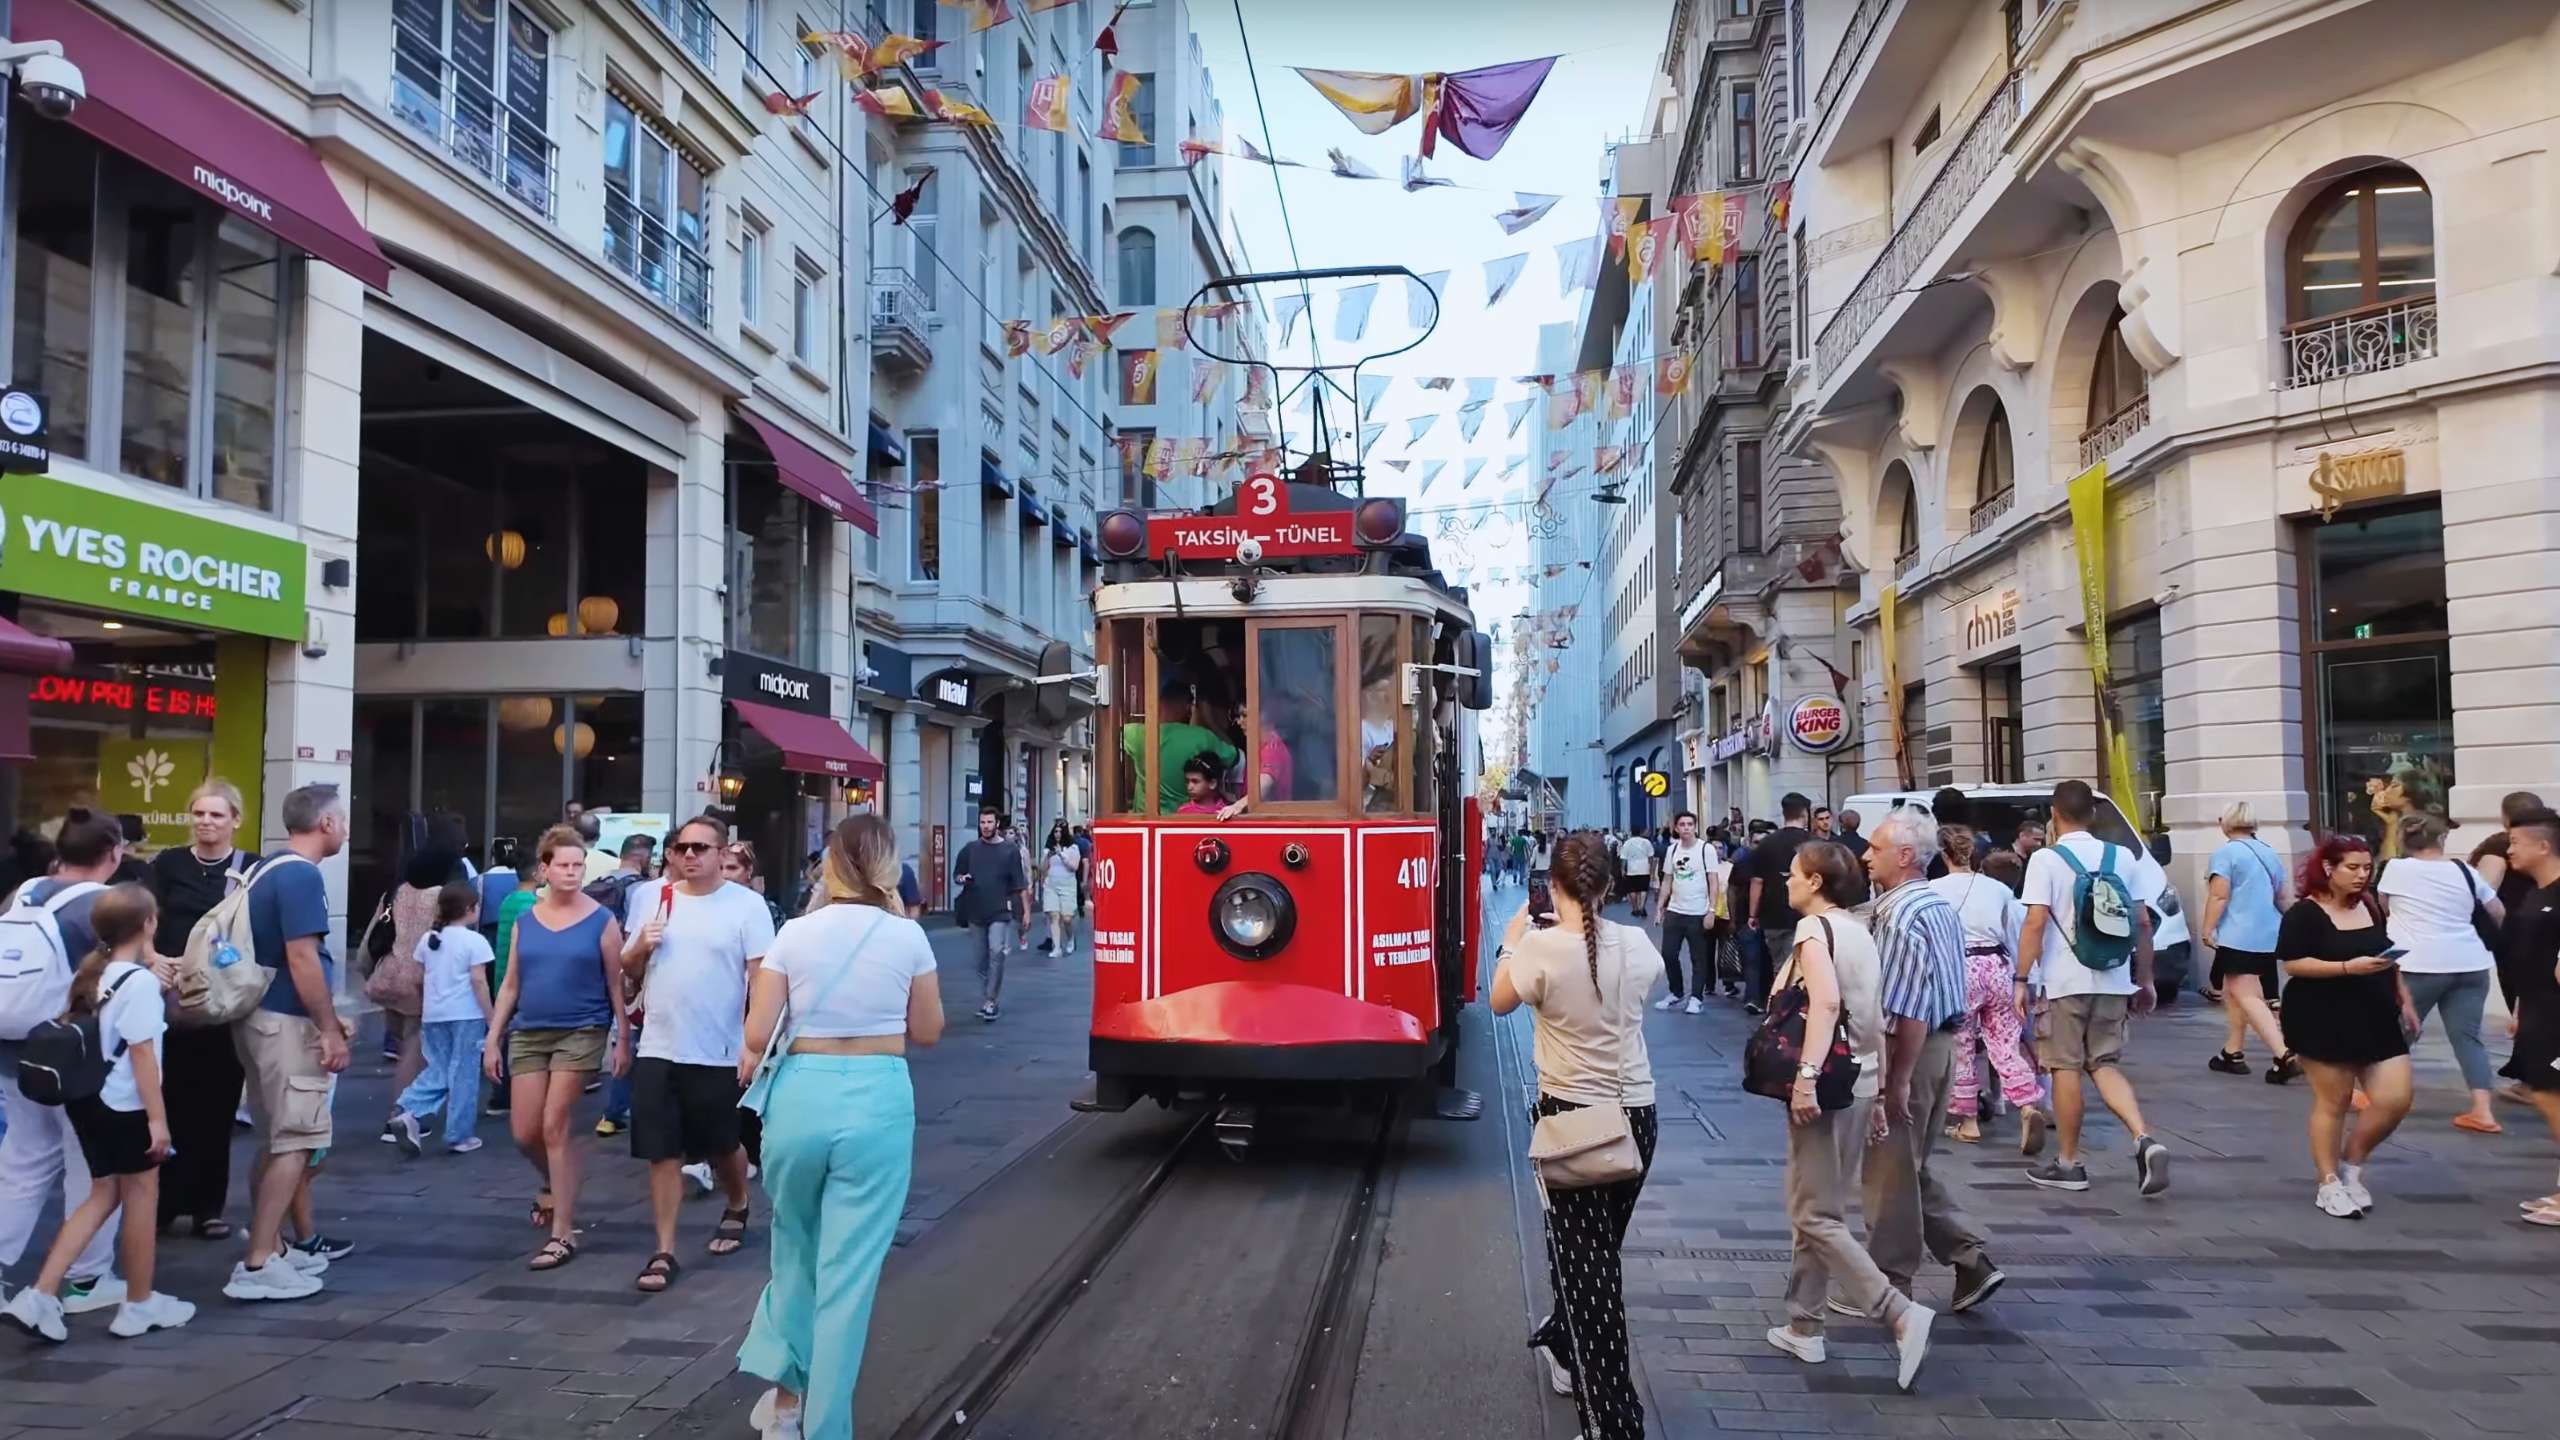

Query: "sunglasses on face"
left=668, top=841, right=715, bottom=857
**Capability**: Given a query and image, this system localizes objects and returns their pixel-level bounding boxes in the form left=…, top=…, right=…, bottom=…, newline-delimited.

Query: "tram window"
left=1124, top=618, right=1245, bottom=816
left=1103, top=618, right=1151, bottom=815
left=1254, top=624, right=1341, bottom=804
left=1412, top=616, right=1441, bottom=815
left=1360, top=615, right=1403, bottom=813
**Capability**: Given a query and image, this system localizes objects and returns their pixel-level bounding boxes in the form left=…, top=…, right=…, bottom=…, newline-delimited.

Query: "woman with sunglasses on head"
left=2277, top=833, right=2417, bottom=1219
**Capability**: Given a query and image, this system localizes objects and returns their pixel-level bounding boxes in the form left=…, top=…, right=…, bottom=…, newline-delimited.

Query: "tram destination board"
left=1145, top=473, right=1356, bottom=559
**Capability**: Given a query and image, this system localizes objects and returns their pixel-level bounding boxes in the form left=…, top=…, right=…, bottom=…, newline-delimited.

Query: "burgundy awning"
left=731, top=699, right=886, bottom=783
left=22, top=0, right=393, bottom=290
left=736, top=405, right=880, bottom=537
left=0, top=617, right=71, bottom=765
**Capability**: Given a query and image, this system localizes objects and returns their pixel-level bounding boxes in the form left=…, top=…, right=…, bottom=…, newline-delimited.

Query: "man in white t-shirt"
left=621, top=815, right=777, bottom=1282
left=1617, top=829, right=1656, bottom=918
left=1652, top=812, right=1717, bottom=1015
left=2015, top=781, right=2168, bottom=1198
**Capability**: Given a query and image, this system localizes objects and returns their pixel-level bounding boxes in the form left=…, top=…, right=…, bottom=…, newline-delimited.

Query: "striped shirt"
left=1871, top=877, right=1968, bottom=1028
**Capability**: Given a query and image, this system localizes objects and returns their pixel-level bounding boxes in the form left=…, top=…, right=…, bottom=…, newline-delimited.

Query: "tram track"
left=886, top=1098, right=1407, bottom=1440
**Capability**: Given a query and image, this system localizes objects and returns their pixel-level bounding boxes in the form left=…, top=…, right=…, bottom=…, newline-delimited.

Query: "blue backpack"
left=2053, top=843, right=2138, bottom=970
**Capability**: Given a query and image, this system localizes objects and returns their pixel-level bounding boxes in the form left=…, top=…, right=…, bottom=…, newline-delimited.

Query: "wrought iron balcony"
left=1811, top=0, right=1892, bottom=146
left=2077, top=392, right=2149, bottom=471
left=602, top=185, right=711, bottom=328
left=1966, top=485, right=2015, bottom=536
left=1816, top=72, right=2019, bottom=380
left=637, top=0, right=718, bottom=68
left=2282, top=297, right=2438, bottom=388
left=871, top=267, right=933, bottom=374
left=389, top=24, right=558, bottom=221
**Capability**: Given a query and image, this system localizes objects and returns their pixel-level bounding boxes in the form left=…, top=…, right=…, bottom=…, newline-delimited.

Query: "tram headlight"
left=1099, top=509, right=1148, bottom=558
left=1209, top=872, right=1296, bottom=960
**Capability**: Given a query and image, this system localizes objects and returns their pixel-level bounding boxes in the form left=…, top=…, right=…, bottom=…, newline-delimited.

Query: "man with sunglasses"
left=621, top=816, right=776, bottom=1286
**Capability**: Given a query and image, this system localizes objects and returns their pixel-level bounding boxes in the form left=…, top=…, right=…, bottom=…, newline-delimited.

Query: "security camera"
left=15, top=52, right=84, bottom=121
left=1236, top=536, right=1264, bottom=566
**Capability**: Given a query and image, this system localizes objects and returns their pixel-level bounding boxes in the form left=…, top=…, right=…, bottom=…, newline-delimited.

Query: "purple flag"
left=1426, top=56, right=1560, bottom=162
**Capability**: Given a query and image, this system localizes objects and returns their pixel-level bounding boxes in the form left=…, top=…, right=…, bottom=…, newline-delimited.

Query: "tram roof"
left=1094, top=573, right=1477, bottom=627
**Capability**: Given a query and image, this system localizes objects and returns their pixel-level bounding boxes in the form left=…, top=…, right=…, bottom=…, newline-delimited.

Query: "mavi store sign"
left=0, top=474, right=307, bottom=639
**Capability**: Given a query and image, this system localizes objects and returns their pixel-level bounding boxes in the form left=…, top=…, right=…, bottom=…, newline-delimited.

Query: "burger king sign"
left=1787, top=695, right=1853, bottom=755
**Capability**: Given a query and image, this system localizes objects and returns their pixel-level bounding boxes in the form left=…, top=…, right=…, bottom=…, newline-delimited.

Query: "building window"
left=2003, top=0, right=2023, bottom=62
left=1973, top=398, right=2014, bottom=519
left=1886, top=461, right=1918, bottom=569
left=390, top=0, right=558, bottom=217
left=1118, top=74, right=1156, bottom=166
left=792, top=255, right=824, bottom=368
left=2302, top=503, right=2452, bottom=850
left=740, top=214, right=766, bottom=327
left=1734, top=439, right=1762, bottom=553
left=1912, top=106, right=1941, bottom=153
left=1730, top=82, right=1758, bottom=182
left=796, top=21, right=824, bottom=97
left=903, top=168, right=937, bottom=311
left=910, top=0, right=937, bottom=51
left=2287, top=167, right=2434, bottom=323
left=2103, top=611, right=2165, bottom=833
left=742, top=0, right=762, bottom=74
left=1734, top=255, right=1761, bottom=367
left=602, top=95, right=711, bottom=325
left=910, top=433, right=941, bottom=583
left=1983, top=660, right=2023, bottom=784
left=730, top=463, right=820, bottom=664
left=1078, top=151, right=1095, bottom=260
left=1792, top=224, right=1809, bottom=364
left=6, top=122, right=291, bottom=510
left=639, top=0, right=717, bottom=66
left=1117, top=226, right=1156, bottom=306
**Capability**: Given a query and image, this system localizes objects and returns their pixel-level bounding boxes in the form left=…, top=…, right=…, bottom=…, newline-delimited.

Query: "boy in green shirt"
left=1122, top=677, right=1242, bottom=814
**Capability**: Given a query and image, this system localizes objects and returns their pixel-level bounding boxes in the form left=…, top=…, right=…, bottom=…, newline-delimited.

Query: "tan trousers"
left=1861, top=1027, right=1990, bottom=1292
left=1783, top=1094, right=1908, bottom=1329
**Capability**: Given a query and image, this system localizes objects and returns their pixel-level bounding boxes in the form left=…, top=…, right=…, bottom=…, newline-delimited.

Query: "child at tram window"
left=1176, top=755, right=1250, bottom=821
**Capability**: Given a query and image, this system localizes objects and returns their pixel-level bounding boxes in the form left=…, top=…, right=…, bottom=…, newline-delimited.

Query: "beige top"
left=1509, top=919, right=1665, bottom=1107
left=1787, top=910, right=1884, bottom=1098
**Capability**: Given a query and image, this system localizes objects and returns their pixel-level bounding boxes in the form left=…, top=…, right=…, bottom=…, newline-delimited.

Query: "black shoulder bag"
left=1741, top=916, right=1862, bottom=1111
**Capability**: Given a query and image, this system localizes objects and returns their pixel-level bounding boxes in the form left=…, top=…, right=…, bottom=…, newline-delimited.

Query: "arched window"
left=1117, top=226, right=1156, bottom=307
left=2086, top=306, right=2144, bottom=430
left=1973, top=399, right=2014, bottom=522
left=1886, top=463, right=1919, bottom=570
left=2286, top=167, right=2433, bottom=323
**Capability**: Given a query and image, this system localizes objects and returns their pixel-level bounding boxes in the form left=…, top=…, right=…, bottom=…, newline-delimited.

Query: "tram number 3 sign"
left=1146, top=473, right=1355, bottom=559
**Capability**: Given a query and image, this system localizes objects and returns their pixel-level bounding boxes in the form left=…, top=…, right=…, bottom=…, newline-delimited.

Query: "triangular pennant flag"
left=1082, top=312, right=1137, bottom=344
left=1655, top=351, right=1694, bottom=398
left=1459, top=408, right=1485, bottom=442
left=1094, top=0, right=1131, bottom=56
left=1143, top=437, right=1172, bottom=479
left=1334, top=282, right=1378, bottom=341
left=1178, top=137, right=1222, bottom=166
left=1554, top=235, right=1600, bottom=294
left=1326, top=147, right=1380, bottom=180
left=1360, top=422, right=1386, bottom=452
left=1243, top=367, right=1272, bottom=409
left=1037, top=316, right=1077, bottom=354
left=1504, top=398, right=1534, bottom=437
left=1464, top=377, right=1495, bottom=410
left=1101, top=71, right=1148, bottom=144
left=1768, top=179, right=1793, bottom=229
left=1155, top=307, right=1189, bottom=351
left=1606, top=365, right=1639, bottom=421
left=1419, top=460, right=1447, bottom=494
left=860, top=87, right=925, bottom=121
left=1190, top=356, right=1223, bottom=403
left=1574, top=369, right=1607, bottom=417
left=1122, top=349, right=1160, bottom=404
left=1401, top=155, right=1455, bottom=191
left=925, top=90, right=997, bottom=127
left=1002, top=320, right=1033, bottom=357
left=1673, top=192, right=1712, bottom=261
left=1407, top=414, right=1437, bottom=443
left=866, top=34, right=945, bottom=72
left=1418, top=376, right=1455, bottom=391
left=1607, top=197, right=1643, bottom=258
left=1465, top=458, right=1487, bottom=488
left=1482, top=252, right=1527, bottom=306
left=938, top=0, right=1015, bottom=33
left=1065, top=334, right=1101, bottom=378
left=1407, top=271, right=1446, bottom=328
left=1359, top=374, right=1390, bottom=419
left=1275, top=293, right=1308, bottom=346
left=1383, top=459, right=1412, bottom=472
left=1494, top=192, right=1560, bottom=235
left=1237, top=136, right=1301, bottom=167
left=1024, top=73, right=1071, bottom=132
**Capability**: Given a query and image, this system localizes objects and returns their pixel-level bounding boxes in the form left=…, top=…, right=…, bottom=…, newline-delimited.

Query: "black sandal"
left=636, top=1251, right=681, bottom=1292
left=528, top=1236, right=578, bottom=1271
left=707, top=1206, right=749, bottom=1256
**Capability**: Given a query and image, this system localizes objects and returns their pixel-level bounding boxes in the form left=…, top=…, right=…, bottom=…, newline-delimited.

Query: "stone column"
left=891, top=708, right=923, bottom=872
left=2158, top=508, right=2302, bottom=865
left=2443, top=399, right=2560, bottom=843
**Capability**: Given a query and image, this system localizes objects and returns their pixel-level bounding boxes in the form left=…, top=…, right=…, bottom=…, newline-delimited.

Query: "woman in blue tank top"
left=481, top=824, right=629, bottom=1271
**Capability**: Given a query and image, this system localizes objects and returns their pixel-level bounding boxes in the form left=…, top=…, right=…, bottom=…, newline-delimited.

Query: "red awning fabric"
left=731, top=699, right=885, bottom=782
left=736, top=405, right=880, bottom=537
left=0, top=617, right=73, bottom=677
left=22, top=0, right=393, bottom=290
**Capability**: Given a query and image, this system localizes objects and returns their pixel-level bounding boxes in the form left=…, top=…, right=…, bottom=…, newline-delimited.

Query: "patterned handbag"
left=1740, top=917, right=1862, bottom=1111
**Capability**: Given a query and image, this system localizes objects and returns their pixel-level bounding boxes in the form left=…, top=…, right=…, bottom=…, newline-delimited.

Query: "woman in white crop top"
left=735, top=817, right=942, bottom=1440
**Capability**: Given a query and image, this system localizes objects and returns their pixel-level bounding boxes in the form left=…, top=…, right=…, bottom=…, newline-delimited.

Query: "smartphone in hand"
left=1527, top=878, right=1557, bottom=927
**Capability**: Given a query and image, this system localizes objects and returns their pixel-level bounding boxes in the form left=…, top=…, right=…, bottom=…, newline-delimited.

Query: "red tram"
left=1070, top=471, right=1493, bottom=1132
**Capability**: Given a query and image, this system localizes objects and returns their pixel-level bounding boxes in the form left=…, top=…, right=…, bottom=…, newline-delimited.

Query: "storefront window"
left=9, top=612, right=220, bottom=844
left=493, top=697, right=566, bottom=855
left=910, top=433, right=942, bottom=583
left=730, top=470, right=817, bottom=664
left=2104, top=612, right=2165, bottom=833
left=4, top=122, right=290, bottom=509
left=418, top=700, right=491, bottom=854
left=2305, top=504, right=2452, bottom=849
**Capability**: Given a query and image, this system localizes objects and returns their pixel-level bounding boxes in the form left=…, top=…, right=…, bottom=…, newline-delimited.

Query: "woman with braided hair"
left=1492, top=832, right=1665, bottom=1440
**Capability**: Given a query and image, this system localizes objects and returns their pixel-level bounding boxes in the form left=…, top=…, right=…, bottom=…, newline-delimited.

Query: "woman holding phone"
left=2275, top=833, right=2417, bottom=1220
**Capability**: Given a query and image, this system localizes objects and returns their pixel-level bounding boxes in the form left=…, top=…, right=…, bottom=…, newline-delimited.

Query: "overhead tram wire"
left=1228, top=0, right=1337, bottom=465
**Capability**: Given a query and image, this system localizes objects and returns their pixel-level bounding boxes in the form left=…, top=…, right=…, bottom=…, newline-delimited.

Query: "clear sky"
left=1186, top=0, right=1674, bottom=637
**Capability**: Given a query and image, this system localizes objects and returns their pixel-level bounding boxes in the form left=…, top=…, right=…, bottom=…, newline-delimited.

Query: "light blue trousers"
left=735, top=1055, right=915, bottom=1440
left=394, top=1018, right=488, bottom=1145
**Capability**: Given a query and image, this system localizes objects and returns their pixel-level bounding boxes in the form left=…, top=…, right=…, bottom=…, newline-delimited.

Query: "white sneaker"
left=449, top=1136, right=484, bottom=1154
left=2341, top=1163, right=2373, bottom=1212
left=1765, top=1325, right=1826, bottom=1364
left=1893, top=1305, right=1935, bottom=1391
left=224, top=1260, right=323, bottom=1302
left=1533, top=1340, right=1574, bottom=1395
left=386, top=1110, right=423, bottom=1158
left=1653, top=994, right=1680, bottom=1011
left=2316, top=1177, right=2363, bottom=1219
left=108, top=1292, right=196, bottom=1338
left=275, top=1244, right=328, bottom=1276
left=1683, top=996, right=1704, bottom=1015
left=749, top=1387, right=805, bottom=1440
left=61, top=1275, right=127, bottom=1314
left=1, top=1286, right=67, bottom=1343
left=682, top=1161, right=715, bottom=1193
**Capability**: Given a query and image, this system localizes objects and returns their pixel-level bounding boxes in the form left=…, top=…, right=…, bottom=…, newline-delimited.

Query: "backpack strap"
left=2054, top=844, right=2091, bottom=881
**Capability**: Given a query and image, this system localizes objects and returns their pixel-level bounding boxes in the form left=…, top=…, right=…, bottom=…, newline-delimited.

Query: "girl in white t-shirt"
left=390, top=882, right=497, bottom=1156
left=0, top=884, right=193, bottom=1344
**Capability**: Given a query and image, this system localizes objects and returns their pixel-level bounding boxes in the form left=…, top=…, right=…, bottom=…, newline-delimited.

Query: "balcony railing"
left=1816, top=72, right=2019, bottom=379
left=2077, top=391, right=2149, bottom=470
left=1811, top=0, right=1892, bottom=142
left=638, top=0, right=718, bottom=68
left=2283, top=297, right=2438, bottom=388
left=1967, top=485, right=2015, bottom=536
left=602, top=186, right=711, bottom=327
left=871, top=267, right=932, bottom=373
left=389, top=26, right=558, bottom=220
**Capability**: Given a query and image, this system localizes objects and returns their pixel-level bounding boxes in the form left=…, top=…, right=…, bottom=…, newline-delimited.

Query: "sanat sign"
left=1787, top=694, right=1853, bottom=755
left=0, top=474, right=308, bottom=640
left=1146, top=473, right=1354, bottom=559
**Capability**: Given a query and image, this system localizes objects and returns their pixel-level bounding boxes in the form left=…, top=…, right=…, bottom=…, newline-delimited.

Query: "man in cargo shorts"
left=227, top=782, right=352, bottom=1303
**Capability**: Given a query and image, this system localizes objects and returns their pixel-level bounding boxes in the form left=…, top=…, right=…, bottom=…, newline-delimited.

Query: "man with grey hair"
left=226, top=782, right=351, bottom=1303
left=1844, top=806, right=2004, bottom=1315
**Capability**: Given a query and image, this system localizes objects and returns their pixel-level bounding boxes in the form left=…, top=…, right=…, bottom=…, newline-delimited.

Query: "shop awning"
left=730, top=699, right=885, bottom=782
left=0, top=617, right=73, bottom=677
left=867, top=419, right=905, bottom=467
left=1020, top=488, right=1050, bottom=527
left=1052, top=516, right=1078, bottom=549
left=980, top=455, right=1015, bottom=496
left=1079, top=532, right=1100, bottom=564
left=23, top=0, right=393, bottom=291
left=736, top=404, right=879, bottom=536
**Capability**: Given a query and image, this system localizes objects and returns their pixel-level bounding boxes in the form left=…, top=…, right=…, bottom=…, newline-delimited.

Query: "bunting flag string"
left=1334, top=283, right=1378, bottom=342
left=1464, top=458, right=1488, bottom=489
left=1483, top=252, right=1527, bottom=306
left=1360, top=375, right=1390, bottom=419
left=1494, top=191, right=1562, bottom=234
left=1459, top=409, right=1485, bottom=442
left=1407, top=414, right=1438, bottom=444
left=1407, top=272, right=1446, bottom=328
left=1275, top=293, right=1308, bottom=347
left=1419, top=460, right=1448, bottom=494
left=1554, top=236, right=1600, bottom=296
left=1504, top=398, right=1535, bottom=437
left=1360, top=422, right=1386, bottom=453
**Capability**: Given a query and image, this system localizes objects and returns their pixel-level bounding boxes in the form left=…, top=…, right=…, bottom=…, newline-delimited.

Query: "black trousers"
left=1531, top=1095, right=1659, bottom=1440
left=1660, top=912, right=1712, bottom=999
left=156, top=1023, right=245, bottom=1228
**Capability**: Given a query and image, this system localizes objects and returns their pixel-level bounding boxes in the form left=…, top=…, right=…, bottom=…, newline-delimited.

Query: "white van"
left=1840, top=784, right=2194, bottom=1001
